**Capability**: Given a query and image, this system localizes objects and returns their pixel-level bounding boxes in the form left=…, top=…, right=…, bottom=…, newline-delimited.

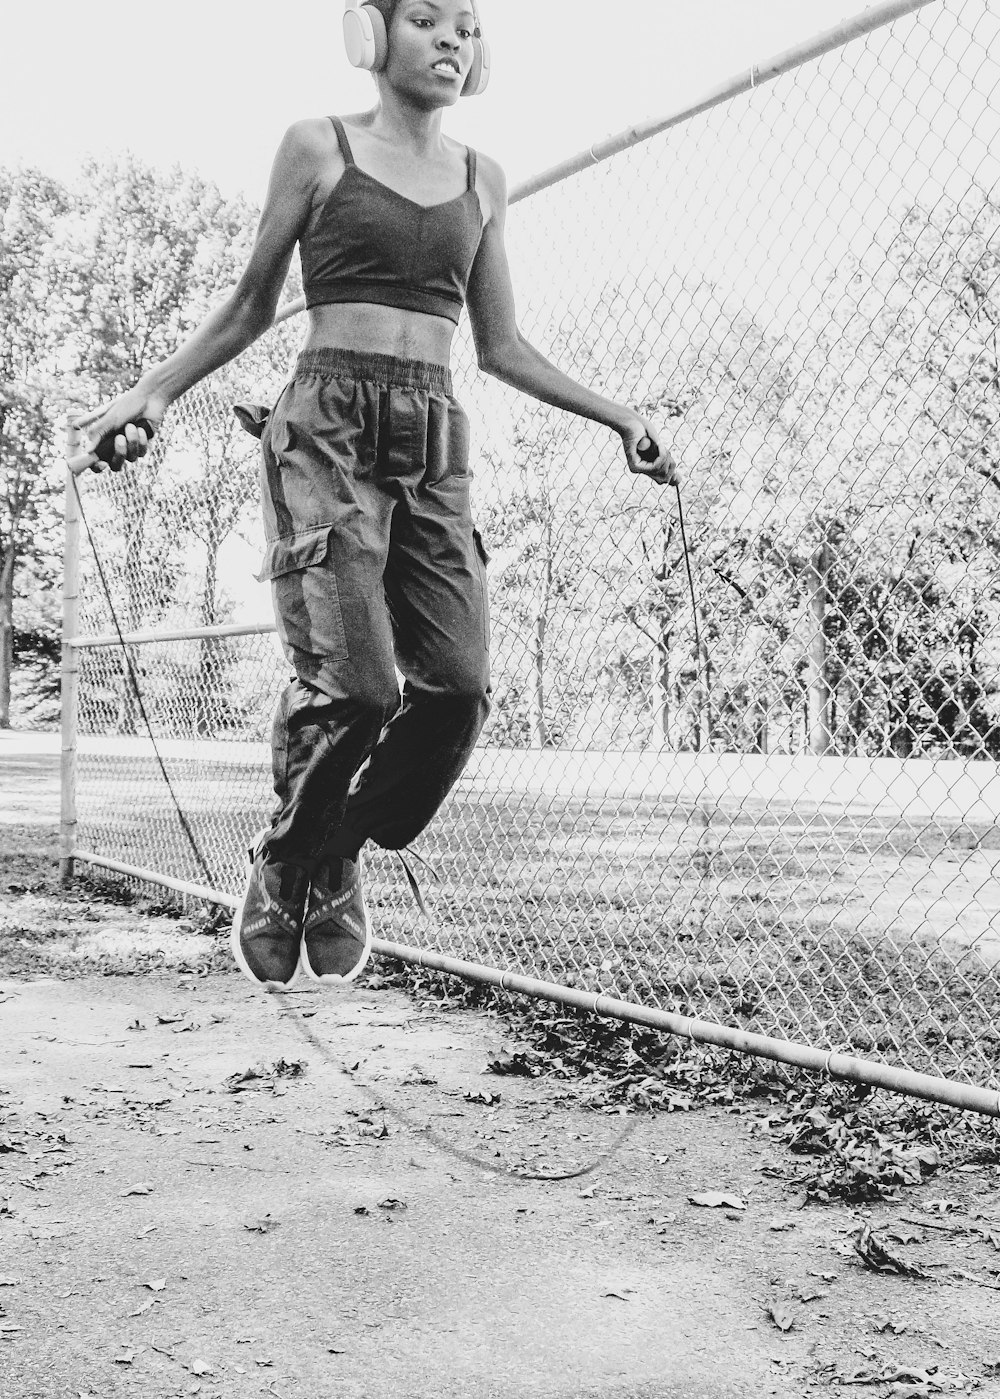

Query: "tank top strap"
left=328, top=116, right=356, bottom=167
left=466, top=146, right=477, bottom=192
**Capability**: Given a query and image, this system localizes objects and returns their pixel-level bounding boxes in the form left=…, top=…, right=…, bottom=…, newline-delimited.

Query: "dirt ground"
left=2, top=731, right=1000, bottom=1399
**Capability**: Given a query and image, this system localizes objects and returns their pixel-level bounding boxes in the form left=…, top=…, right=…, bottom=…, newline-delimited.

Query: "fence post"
left=60, top=419, right=83, bottom=885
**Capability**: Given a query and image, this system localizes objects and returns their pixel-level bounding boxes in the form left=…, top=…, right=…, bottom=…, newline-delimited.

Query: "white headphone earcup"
left=343, top=5, right=389, bottom=72
left=462, top=35, right=491, bottom=96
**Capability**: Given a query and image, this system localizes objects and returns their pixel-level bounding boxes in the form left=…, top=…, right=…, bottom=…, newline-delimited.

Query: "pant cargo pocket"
left=259, top=526, right=350, bottom=669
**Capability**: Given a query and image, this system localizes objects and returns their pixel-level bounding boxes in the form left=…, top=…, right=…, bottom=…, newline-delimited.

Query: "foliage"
left=0, top=167, right=71, bottom=725
left=477, top=190, right=1000, bottom=759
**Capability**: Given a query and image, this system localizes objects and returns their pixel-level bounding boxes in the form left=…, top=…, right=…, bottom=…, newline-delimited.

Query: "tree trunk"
left=651, top=625, right=670, bottom=749
left=532, top=609, right=548, bottom=748
left=0, top=547, right=13, bottom=729
left=751, top=707, right=768, bottom=754
left=694, top=604, right=713, bottom=753
left=888, top=685, right=914, bottom=757
left=196, top=532, right=220, bottom=737
left=532, top=528, right=552, bottom=749
left=805, top=541, right=833, bottom=756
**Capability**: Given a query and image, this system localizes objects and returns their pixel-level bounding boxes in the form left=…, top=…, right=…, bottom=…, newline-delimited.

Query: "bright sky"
left=8, top=0, right=897, bottom=201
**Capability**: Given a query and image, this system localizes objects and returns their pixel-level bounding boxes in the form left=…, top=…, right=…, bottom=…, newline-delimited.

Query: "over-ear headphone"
left=343, top=0, right=491, bottom=96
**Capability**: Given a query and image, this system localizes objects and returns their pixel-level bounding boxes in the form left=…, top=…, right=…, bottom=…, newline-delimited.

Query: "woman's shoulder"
left=279, top=116, right=341, bottom=158
left=269, top=117, right=347, bottom=197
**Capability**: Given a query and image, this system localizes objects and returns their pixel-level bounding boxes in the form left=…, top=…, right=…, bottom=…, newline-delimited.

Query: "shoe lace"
left=394, top=847, right=440, bottom=918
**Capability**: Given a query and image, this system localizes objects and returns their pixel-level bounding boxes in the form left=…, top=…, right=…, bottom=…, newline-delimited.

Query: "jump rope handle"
left=637, top=436, right=658, bottom=464
left=69, top=418, right=157, bottom=476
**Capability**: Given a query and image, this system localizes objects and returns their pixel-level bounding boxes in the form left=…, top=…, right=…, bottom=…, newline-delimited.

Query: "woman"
left=72, top=0, right=677, bottom=992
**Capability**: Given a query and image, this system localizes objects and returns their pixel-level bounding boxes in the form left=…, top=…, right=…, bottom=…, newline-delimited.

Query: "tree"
left=0, top=167, right=70, bottom=727
left=64, top=157, right=259, bottom=731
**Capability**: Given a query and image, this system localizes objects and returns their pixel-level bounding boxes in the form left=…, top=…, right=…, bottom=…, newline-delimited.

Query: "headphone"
left=343, top=0, right=490, bottom=96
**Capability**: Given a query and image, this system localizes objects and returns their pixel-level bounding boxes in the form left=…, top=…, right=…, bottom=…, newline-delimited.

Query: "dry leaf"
left=854, top=1224, right=930, bottom=1279
left=689, top=1192, right=746, bottom=1211
left=796, top=1286, right=826, bottom=1303
left=888, top=1224, right=925, bottom=1245
left=243, top=1216, right=279, bottom=1235
left=120, top=1184, right=154, bottom=1197
left=142, top=1278, right=167, bottom=1292
left=766, top=1303, right=796, bottom=1332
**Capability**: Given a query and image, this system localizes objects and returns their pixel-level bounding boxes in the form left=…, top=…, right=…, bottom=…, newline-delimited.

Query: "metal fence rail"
left=63, top=0, right=1000, bottom=1103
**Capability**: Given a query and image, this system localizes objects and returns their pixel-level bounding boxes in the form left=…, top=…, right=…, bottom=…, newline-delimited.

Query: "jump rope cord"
left=70, top=474, right=216, bottom=889
left=674, top=482, right=702, bottom=669
left=71, top=461, right=702, bottom=1182
left=274, top=995, right=641, bottom=1182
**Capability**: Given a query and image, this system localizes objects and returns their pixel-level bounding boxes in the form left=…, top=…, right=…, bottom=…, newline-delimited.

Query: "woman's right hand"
left=69, top=386, right=168, bottom=475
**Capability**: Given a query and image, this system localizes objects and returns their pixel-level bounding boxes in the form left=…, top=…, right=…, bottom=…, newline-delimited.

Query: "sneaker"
left=230, top=830, right=308, bottom=989
left=299, top=855, right=373, bottom=985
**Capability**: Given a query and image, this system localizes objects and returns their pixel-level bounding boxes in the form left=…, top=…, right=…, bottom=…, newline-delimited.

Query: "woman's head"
left=357, top=1, right=487, bottom=102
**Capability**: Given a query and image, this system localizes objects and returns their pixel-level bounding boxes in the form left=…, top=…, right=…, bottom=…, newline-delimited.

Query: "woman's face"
left=383, top=0, right=478, bottom=107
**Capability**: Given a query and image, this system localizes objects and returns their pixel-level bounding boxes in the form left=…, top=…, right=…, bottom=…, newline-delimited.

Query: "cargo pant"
left=237, top=348, right=491, bottom=872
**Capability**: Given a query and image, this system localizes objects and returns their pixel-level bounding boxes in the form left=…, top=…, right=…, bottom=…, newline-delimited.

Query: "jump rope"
left=69, top=417, right=703, bottom=1183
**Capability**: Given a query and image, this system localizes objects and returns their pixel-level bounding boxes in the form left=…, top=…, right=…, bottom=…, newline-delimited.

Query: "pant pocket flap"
left=472, top=526, right=491, bottom=565
left=233, top=401, right=272, bottom=440
left=257, top=526, right=333, bottom=582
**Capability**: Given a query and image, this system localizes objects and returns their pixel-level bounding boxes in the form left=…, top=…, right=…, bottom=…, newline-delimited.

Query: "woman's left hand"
left=619, top=413, right=678, bottom=487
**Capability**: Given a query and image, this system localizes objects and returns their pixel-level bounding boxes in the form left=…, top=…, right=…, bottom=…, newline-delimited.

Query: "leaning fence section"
left=65, top=0, right=1000, bottom=1094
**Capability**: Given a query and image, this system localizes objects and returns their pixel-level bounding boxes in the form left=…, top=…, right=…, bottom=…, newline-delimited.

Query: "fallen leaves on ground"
left=223, top=1059, right=306, bottom=1093
left=773, top=1092, right=943, bottom=1202
left=836, top=1365, right=972, bottom=1392
left=484, top=1048, right=539, bottom=1077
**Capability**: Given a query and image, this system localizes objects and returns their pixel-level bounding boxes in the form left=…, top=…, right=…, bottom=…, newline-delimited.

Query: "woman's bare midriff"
left=304, top=302, right=457, bottom=367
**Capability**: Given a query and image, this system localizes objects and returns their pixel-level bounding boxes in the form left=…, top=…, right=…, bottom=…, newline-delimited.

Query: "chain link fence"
left=64, top=0, right=1000, bottom=1096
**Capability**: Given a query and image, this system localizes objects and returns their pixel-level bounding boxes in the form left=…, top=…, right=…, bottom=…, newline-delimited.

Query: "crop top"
left=300, top=116, right=485, bottom=326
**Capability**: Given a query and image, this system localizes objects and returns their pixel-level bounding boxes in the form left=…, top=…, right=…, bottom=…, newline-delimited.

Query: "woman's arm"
left=72, top=119, right=328, bottom=473
left=466, top=156, right=677, bottom=486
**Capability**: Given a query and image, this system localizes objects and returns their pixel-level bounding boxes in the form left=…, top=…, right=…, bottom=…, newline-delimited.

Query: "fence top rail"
left=272, top=0, right=937, bottom=327
left=67, top=621, right=278, bottom=650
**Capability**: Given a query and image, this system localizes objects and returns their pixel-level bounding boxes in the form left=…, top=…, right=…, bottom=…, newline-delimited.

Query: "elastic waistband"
left=293, top=348, right=453, bottom=395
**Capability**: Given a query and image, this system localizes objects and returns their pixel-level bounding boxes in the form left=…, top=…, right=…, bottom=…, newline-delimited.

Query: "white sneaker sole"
left=230, top=829, right=301, bottom=991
